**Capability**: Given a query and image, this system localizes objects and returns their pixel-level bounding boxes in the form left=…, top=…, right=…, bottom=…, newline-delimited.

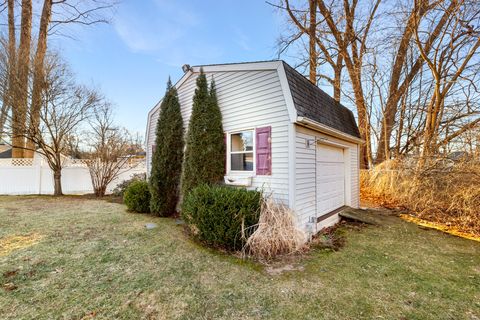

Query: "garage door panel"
left=318, top=176, right=342, bottom=183
left=316, top=144, right=345, bottom=163
left=316, top=144, right=345, bottom=217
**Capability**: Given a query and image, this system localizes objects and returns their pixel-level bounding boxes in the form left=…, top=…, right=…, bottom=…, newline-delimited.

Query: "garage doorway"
left=315, top=143, right=346, bottom=219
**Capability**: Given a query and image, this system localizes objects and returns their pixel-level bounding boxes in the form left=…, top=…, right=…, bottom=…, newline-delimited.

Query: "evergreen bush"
left=124, top=180, right=151, bottom=213
left=181, top=71, right=225, bottom=196
left=182, top=184, right=262, bottom=250
left=112, top=173, right=146, bottom=198
left=149, top=79, right=184, bottom=216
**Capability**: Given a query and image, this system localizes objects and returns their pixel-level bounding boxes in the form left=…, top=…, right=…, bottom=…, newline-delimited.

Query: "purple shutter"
left=224, top=134, right=227, bottom=174
left=256, top=126, right=271, bottom=175
left=151, top=144, right=156, bottom=156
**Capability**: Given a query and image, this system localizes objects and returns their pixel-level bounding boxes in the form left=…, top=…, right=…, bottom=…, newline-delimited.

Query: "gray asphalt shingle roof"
left=282, top=62, right=361, bottom=138
left=0, top=148, right=12, bottom=159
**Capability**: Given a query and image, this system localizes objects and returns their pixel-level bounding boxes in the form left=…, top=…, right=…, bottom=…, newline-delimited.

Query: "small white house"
left=146, top=61, right=362, bottom=236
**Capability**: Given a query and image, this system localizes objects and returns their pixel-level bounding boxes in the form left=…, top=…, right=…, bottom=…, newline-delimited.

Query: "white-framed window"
left=227, top=129, right=255, bottom=173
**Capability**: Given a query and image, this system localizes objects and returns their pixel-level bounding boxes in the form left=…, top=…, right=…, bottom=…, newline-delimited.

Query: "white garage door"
left=316, top=143, right=346, bottom=217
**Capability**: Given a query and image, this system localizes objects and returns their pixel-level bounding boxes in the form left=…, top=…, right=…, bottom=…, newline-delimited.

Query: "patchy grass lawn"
left=0, top=196, right=479, bottom=320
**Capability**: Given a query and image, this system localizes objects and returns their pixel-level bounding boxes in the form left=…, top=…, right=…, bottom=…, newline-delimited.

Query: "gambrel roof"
left=146, top=60, right=361, bottom=145
left=282, top=62, right=361, bottom=138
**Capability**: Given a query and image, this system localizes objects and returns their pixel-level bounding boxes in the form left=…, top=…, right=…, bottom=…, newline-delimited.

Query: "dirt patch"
left=260, top=221, right=356, bottom=275
left=265, top=263, right=305, bottom=275
left=310, top=219, right=368, bottom=252
left=2, top=282, right=18, bottom=291
left=2, top=269, right=19, bottom=278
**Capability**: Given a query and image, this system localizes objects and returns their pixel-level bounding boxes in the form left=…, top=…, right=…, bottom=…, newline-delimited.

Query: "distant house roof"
left=447, top=151, right=470, bottom=162
left=0, top=148, right=12, bottom=159
left=282, top=62, right=361, bottom=138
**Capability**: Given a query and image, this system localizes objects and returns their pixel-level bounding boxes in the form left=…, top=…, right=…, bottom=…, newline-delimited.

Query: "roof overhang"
left=296, top=116, right=364, bottom=144
left=191, top=61, right=282, bottom=73
left=145, top=69, right=195, bottom=146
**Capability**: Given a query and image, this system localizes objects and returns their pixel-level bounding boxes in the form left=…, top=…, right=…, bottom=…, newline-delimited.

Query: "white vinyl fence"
left=0, top=155, right=146, bottom=195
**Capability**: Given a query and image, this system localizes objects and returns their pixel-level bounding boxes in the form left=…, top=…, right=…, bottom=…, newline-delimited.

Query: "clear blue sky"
left=53, top=0, right=285, bottom=137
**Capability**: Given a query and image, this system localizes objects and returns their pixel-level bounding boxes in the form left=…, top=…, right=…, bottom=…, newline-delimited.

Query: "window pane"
left=231, top=131, right=253, bottom=152
left=231, top=153, right=254, bottom=171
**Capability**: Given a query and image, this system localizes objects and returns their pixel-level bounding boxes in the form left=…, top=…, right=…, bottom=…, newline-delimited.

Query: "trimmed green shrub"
left=124, top=180, right=151, bottom=213
left=181, top=72, right=225, bottom=196
left=112, top=173, right=146, bottom=198
left=150, top=78, right=184, bottom=216
left=182, top=184, right=261, bottom=250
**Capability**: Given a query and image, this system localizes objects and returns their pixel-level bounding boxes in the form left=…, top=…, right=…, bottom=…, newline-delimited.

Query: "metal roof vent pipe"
left=182, top=64, right=192, bottom=73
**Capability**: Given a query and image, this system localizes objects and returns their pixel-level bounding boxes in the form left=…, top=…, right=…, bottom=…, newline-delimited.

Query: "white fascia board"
left=145, top=100, right=160, bottom=146
left=287, top=122, right=296, bottom=209
left=276, top=62, right=298, bottom=123
left=145, top=70, right=194, bottom=146
left=147, top=70, right=193, bottom=118
left=146, top=100, right=162, bottom=148
left=146, top=62, right=283, bottom=129
left=191, top=61, right=282, bottom=73
left=296, top=116, right=364, bottom=144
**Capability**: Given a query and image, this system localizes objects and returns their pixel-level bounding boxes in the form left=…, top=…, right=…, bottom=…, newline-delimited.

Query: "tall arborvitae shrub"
left=149, top=79, right=184, bottom=216
left=182, top=71, right=225, bottom=196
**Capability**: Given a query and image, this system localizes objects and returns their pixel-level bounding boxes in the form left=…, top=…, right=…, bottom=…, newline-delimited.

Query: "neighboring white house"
left=146, top=60, right=362, bottom=236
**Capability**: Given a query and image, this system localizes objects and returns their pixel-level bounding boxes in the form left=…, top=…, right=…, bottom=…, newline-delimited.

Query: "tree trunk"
left=375, top=10, right=418, bottom=164
left=308, top=0, right=317, bottom=84
left=376, top=97, right=396, bottom=162
left=25, top=0, right=53, bottom=158
left=394, top=93, right=407, bottom=157
left=418, top=85, right=441, bottom=168
left=344, top=56, right=372, bottom=168
left=53, top=170, right=63, bottom=196
left=333, top=54, right=343, bottom=102
left=351, top=75, right=372, bottom=168
left=95, top=185, right=107, bottom=197
left=0, top=0, right=16, bottom=142
left=12, top=0, right=32, bottom=158
left=0, top=104, right=8, bottom=142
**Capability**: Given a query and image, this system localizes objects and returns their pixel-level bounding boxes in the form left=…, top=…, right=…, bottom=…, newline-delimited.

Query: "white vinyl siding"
left=146, top=64, right=361, bottom=235
left=294, top=125, right=360, bottom=232
left=147, top=69, right=290, bottom=203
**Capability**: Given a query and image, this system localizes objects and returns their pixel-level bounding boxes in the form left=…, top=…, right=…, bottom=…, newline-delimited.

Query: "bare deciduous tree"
left=0, top=0, right=116, bottom=158
left=316, top=0, right=381, bottom=168
left=377, top=0, right=468, bottom=162
left=3, top=55, right=101, bottom=195
left=275, top=0, right=480, bottom=167
left=413, top=0, right=480, bottom=166
left=85, top=103, right=140, bottom=197
left=272, top=0, right=345, bottom=101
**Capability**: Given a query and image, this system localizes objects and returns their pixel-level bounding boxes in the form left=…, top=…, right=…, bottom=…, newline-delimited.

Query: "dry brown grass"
left=0, top=233, right=43, bottom=257
left=361, top=159, right=480, bottom=237
left=244, top=197, right=306, bottom=260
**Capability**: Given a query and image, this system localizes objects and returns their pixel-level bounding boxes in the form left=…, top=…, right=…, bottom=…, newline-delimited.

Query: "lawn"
left=0, top=196, right=479, bottom=319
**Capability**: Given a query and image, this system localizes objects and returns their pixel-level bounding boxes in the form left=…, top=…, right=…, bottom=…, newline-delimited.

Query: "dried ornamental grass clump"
left=361, top=159, right=480, bottom=238
left=245, top=196, right=306, bottom=260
